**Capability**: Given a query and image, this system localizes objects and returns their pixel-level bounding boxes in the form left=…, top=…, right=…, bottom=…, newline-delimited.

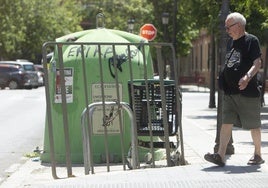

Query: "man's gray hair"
left=226, top=12, right=246, bottom=26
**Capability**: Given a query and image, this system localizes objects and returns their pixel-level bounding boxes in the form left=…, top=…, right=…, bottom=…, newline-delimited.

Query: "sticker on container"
left=54, top=68, right=73, bottom=103
left=91, top=83, right=123, bottom=134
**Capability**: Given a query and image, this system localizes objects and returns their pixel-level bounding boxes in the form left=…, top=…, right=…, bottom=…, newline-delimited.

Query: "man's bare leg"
left=217, top=124, right=233, bottom=161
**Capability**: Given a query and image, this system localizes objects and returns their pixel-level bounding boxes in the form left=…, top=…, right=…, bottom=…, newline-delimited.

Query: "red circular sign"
left=140, top=24, right=157, bottom=41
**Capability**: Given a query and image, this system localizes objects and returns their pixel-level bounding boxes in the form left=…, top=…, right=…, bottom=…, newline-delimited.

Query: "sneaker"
left=204, top=153, right=225, bottom=167
left=247, top=154, right=265, bottom=165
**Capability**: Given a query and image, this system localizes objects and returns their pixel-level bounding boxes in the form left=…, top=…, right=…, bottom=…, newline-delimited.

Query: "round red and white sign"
left=140, top=24, right=157, bottom=41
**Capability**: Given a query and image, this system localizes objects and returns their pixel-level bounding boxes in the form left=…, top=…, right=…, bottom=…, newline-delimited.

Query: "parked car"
left=0, top=60, right=39, bottom=89
left=34, top=64, right=44, bottom=86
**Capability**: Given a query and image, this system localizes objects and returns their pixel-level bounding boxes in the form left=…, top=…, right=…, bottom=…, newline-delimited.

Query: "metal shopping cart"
left=127, top=79, right=182, bottom=167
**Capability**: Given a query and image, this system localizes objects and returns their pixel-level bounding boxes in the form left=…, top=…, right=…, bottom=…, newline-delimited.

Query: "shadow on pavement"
left=188, top=114, right=217, bottom=120
left=237, top=141, right=268, bottom=147
left=180, top=86, right=209, bottom=93
left=202, top=164, right=262, bottom=174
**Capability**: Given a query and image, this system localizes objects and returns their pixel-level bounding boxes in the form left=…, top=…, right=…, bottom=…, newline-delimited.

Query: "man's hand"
left=238, top=75, right=250, bottom=90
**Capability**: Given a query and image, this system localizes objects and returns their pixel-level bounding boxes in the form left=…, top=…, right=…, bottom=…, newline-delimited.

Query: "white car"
left=34, top=64, right=44, bottom=86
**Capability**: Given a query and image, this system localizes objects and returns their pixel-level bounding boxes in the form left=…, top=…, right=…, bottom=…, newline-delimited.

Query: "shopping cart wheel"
left=170, top=150, right=181, bottom=166
left=144, top=152, right=152, bottom=164
left=126, top=147, right=133, bottom=169
left=126, top=156, right=133, bottom=169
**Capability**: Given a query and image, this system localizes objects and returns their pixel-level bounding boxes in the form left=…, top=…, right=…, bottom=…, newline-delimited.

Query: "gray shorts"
left=222, top=94, right=261, bottom=129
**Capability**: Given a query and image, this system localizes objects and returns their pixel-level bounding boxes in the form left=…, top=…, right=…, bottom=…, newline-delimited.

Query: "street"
left=0, top=86, right=267, bottom=187
left=0, top=87, right=46, bottom=183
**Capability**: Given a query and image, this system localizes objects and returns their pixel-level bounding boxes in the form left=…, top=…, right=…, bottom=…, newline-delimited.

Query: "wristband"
left=246, top=72, right=252, bottom=79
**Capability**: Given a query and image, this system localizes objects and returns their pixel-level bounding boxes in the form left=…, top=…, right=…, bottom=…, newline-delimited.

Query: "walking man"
left=204, top=12, right=265, bottom=166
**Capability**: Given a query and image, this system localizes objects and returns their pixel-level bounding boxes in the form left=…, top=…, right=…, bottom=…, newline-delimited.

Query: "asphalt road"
left=0, top=87, right=46, bottom=183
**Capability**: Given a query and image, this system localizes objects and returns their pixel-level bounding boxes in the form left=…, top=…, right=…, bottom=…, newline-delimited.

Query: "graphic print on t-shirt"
left=226, top=50, right=241, bottom=71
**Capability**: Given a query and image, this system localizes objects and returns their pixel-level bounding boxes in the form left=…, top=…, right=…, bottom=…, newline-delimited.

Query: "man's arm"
left=238, top=57, right=262, bottom=90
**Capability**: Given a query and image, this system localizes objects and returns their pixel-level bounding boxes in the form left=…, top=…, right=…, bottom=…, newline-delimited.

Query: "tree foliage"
left=80, top=0, right=154, bottom=32
left=229, top=0, right=268, bottom=45
left=0, top=0, right=83, bottom=62
left=188, top=0, right=268, bottom=45
left=0, top=0, right=267, bottom=62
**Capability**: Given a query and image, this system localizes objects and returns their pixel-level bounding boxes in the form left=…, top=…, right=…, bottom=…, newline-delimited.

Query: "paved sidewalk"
left=1, top=86, right=268, bottom=188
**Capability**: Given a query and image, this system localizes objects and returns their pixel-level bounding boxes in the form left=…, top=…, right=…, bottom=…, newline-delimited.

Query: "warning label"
left=91, top=83, right=123, bottom=134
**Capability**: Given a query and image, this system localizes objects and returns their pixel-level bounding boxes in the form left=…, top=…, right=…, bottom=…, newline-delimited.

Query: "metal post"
left=214, top=0, right=234, bottom=154
left=42, top=43, right=59, bottom=179
left=141, top=45, right=156, bottom=167
left=172, top=0, right=178, bottom=53
left=209, top=33, right=216, bottom=108
left=156, top=46, right=172, bottom=167
left=57, top=45, right=73, bottom=177
left=261, top=49, right=268, bottom=106
left=172, top=0, right=178, bottom=80
left=162, top=12, right=169, bottom=79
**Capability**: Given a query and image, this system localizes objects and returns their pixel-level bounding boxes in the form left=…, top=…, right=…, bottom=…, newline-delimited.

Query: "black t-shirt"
left=222, top=33, right=261, bottom=97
